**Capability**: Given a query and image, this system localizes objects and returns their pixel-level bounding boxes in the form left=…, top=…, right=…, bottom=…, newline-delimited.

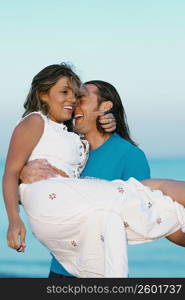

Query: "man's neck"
left=84, top=131, right=112, bottom=150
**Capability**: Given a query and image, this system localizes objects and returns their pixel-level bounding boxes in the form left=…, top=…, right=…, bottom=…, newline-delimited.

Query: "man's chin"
left=74, top=125, right=86, bottom=135
left=74, top=118, right=82, bottom=127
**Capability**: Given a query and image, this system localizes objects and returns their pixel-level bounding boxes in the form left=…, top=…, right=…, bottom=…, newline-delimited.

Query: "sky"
left=0, top=0, right=185, bottom=159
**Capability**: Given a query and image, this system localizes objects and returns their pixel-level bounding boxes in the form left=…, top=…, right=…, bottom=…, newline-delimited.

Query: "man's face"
left=73, top=84, right=101, bottom=134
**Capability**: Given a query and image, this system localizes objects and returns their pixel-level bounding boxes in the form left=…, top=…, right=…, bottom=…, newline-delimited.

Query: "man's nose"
left=74, top=105, right=82, bottom=114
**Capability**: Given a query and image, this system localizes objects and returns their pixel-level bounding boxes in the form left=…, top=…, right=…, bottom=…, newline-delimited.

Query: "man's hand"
left=99, top=113, right=116, bottom=133
left=20, top=159, right=64, bottom=184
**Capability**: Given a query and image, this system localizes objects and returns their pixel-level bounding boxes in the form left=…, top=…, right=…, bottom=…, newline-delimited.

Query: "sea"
left=0, top=157, right=185, bottom=278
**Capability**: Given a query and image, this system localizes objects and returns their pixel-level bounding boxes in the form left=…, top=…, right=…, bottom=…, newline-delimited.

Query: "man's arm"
left=122, top=148, right=185, bottom=248
left=20, top=159, right=68, bottom=184
left=167, top=229, right=185, bottom=247
left=141, top=178, right=185, bottom=206
left=141, top=178, right=185, bottom=247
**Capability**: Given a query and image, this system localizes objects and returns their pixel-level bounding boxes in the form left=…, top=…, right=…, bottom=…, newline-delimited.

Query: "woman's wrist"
left=8, top=212, right=21, bottom=223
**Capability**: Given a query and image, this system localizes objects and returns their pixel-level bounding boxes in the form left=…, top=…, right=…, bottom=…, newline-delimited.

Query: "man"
left=20, top=80, right=151, bottom=277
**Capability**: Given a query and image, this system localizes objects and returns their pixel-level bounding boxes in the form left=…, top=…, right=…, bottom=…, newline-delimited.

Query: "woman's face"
left=41, top=77, right=77, bottom=123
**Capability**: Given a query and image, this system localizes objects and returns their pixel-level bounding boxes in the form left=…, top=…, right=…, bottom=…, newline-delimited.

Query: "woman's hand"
left=99, top=113, right=116, bottom=132
left=7, top=218, right=26, bottom=252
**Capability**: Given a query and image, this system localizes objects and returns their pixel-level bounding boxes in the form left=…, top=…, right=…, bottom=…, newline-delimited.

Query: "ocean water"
left=0, top=157, right=185, bottom=278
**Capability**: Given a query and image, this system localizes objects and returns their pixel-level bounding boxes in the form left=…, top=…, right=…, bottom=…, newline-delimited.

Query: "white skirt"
left=19, top=177, right=185, bottom=277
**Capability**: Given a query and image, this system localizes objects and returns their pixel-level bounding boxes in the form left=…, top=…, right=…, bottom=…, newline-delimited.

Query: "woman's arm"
left=141, top=178, right=185, bottom=206
left=2, top=114, right=44, bottom=251
left=99, top=113, right=116, bottom=132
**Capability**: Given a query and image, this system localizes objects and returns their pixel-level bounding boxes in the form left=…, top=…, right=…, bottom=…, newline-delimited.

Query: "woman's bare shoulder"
left=12, top=113, right=45, bottom=142
left=15, top=113, right=44, bottom=132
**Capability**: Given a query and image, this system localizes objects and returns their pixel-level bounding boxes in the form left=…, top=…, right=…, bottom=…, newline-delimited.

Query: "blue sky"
left=1, top=0, right=185, bottom=158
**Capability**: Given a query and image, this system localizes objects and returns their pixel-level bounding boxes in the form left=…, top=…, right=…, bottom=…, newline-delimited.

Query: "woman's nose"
left=68, top=93, right=76, bottom=104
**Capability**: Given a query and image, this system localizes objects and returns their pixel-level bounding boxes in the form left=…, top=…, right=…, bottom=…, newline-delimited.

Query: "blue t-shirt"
left=50, top=133, right=150, bottom=275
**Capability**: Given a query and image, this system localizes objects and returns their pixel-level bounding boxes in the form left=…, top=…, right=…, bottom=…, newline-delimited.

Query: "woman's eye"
left=61, top=90, right=68, bottom=94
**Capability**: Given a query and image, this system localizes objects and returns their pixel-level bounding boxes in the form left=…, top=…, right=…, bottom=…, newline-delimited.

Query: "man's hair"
left=84, top=80, right=137, bottom=145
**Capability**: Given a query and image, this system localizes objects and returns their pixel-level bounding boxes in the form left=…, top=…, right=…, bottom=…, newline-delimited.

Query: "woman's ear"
left=99, top=101, right=113, bottom=113
left=39, top=92, right=48, bottom=103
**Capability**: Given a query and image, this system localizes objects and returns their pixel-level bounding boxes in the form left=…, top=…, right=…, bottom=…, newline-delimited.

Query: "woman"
left=3, top=63, right=185, bottom=277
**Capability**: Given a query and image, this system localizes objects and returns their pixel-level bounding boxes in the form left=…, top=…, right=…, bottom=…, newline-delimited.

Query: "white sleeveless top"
left=19, top=111, right=89, bottom=178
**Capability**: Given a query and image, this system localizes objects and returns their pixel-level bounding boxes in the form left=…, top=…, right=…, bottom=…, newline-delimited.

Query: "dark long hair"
left=23, top=63, right=81, bottom=131
left=84, top=80, right=137, bottom=146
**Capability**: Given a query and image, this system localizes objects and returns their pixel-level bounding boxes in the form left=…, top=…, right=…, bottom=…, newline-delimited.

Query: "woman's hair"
left=23, top=63, right=81, bottom=131
left=84, top=80, right=137, bottom=146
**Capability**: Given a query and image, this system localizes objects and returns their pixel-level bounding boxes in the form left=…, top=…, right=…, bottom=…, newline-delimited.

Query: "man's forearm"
left=141, top=179, right=185, bottom=206
left=166, top=229, right=185, bottom=247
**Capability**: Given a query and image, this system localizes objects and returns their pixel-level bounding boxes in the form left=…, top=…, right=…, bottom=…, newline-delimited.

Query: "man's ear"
left=99, top=101, right=113, bottom=113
